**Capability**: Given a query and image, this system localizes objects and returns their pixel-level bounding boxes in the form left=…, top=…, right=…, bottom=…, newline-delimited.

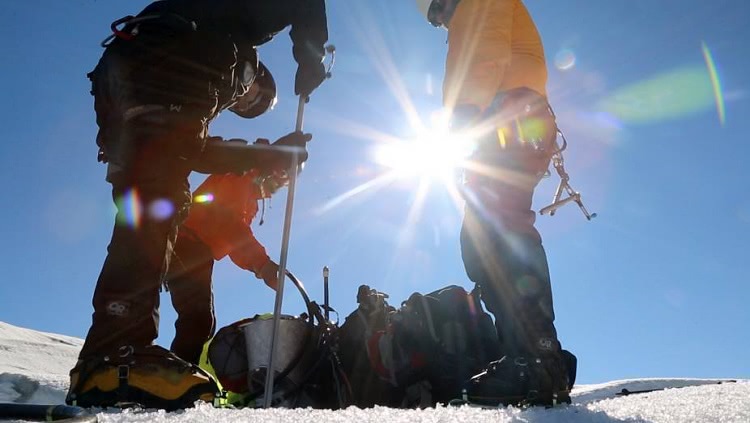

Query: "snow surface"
left=1, top=321, right=748, bottom=422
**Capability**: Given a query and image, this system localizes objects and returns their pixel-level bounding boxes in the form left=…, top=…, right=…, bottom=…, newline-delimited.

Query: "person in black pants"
left=67, top=0, right=328, bottom=409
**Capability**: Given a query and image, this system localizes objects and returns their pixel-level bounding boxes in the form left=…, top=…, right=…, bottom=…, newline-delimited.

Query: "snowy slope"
left=0, top=321, right=81, bottom=407
left=1, top=320, right=748, bottom=422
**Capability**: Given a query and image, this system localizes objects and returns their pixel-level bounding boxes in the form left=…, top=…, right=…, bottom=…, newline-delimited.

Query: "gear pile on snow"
left=64, top=282, right=578, bottom=411
left=339, top=284, right=499, bottom=407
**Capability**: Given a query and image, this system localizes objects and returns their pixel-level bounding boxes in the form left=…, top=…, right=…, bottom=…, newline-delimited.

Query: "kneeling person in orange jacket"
left=166, top=64, right=307, bottom=365
left=168, top=167, right=291, bottom=365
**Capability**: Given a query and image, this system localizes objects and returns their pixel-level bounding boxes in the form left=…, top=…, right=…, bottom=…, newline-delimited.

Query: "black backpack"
left=338, top=285, right=501, bottom=407
left=389, top=285, right=501, bottom=404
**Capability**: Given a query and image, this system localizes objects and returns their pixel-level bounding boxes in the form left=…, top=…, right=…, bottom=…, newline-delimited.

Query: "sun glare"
left=374, top=115, right=474, bottom=183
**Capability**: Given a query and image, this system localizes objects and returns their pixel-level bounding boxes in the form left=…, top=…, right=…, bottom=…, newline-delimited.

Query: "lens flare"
left=701, top=41, right=726, bottom=125
left=597, top=66, right=715, bottom=124
left=116, top=189, right=142, bottom=228
left=149, top=198, right=175, bottom=221
left=554, top=49, right=576, bottom=71
left=194, top=193, right=214, bottom=203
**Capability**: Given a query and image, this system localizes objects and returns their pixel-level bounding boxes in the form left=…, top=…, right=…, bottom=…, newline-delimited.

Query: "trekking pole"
left=323, top=266, right=330, bottom=321
left=263, top=45, right=336, bottom=408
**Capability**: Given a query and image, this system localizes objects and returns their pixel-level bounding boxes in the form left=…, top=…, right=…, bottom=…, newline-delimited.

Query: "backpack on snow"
left=388, top=285, right=501, bottom=404
left=339, top=285, right=501, bottom=407
left=200, top=313, right=337, bottom=408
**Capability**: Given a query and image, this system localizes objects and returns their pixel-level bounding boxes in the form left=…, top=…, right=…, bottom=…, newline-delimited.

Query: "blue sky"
left=1, top=0, right=748, bottom=384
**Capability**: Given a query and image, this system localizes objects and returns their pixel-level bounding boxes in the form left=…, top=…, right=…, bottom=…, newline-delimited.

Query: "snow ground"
left=1, top=321, right=748, bottom=422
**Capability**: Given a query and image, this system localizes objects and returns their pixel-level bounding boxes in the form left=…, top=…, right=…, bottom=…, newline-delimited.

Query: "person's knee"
left=176, top=311, right=215, bottom=349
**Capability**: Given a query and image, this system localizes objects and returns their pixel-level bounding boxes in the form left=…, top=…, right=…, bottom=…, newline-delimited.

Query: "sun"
left=373, top=114, right=474, bottom=183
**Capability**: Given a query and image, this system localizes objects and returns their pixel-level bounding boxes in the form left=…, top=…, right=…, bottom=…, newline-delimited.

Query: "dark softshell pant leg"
left=78, top=42, right=217, bottom=358
left=460, top=151, right=560, bottom=359
left=460, top=209, right=559, bottom=358
left=80, top=179, right=190, bottom=358
left=168, top=232, right=216, bottom=364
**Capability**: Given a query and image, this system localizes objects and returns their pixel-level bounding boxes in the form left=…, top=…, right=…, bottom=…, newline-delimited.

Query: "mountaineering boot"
left=464, top=353, right=572, bottom=407
left=66, top=345, right=219, bottom=411
left=561, top=349, right=577, bottom=391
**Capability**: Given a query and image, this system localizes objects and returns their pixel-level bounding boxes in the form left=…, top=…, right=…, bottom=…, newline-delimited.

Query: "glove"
left=258, top=260, right=280, bottom=291
left=262, top=131, right=312, bottom=172
left=294, top=62, right=326, bottom=97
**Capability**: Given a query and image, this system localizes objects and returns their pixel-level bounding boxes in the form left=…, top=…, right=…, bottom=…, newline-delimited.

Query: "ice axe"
left=263, top=44, right=336, bottom=408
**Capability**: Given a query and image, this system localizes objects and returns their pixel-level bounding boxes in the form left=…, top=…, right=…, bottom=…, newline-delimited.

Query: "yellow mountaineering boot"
left=66, top=345, right=219, bottom=411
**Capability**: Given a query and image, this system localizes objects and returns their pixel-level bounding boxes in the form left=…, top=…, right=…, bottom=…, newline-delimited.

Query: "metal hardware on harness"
left=100, top=15, right=144, bottom=47
left=324, top=45, right=337, bottom=79
left=100, top=14, right=197, bottom=48
left=538, top=130, right=596, bottom=220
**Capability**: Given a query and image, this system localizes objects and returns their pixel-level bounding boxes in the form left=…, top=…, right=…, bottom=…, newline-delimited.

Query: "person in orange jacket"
left=167, top=168, right=291, bottom=364
left=166, top=66, right=303, bottom=365
left=415, top=0, right=574, bottom=406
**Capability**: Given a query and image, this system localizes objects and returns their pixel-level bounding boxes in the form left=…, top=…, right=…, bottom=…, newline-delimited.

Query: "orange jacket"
left=443, top=0, right=548, bottom=112
left=181, top=171, right=270, bottom=276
